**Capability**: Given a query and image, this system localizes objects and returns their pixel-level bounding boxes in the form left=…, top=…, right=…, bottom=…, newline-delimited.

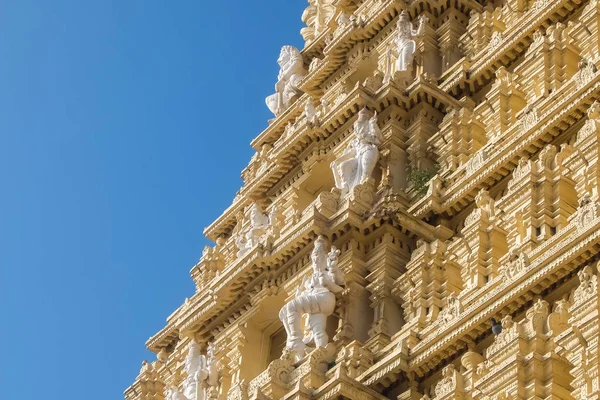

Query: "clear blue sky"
left=0, top=1, right=304, bottom=399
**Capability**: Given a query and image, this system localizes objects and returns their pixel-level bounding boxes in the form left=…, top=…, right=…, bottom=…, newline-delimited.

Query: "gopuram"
left=125, top=0, right=600, bottom=399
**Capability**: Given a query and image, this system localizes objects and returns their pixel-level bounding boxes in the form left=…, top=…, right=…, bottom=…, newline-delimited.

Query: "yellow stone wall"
left=125, top=0, right=600, bottom=399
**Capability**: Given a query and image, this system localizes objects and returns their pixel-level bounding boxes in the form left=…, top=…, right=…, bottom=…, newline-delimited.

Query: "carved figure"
left=330, top=108, right=382, bottom=196
left=301, top=0, right=335, bottom=43
left=279, top=236, right=345, bottom=360
left=305, top=98, right=319, bottom=125
left=574, top=265, right=598, bottom=304
left=434, top=365, right=457, bottom=398
left=182, top=341, right=219, bottom=400
left=165, top=387, right=188, bottom=400
left=234, top=203, right=274, bottom=257
left=393, top=11, right=428, bottom=73
left=500, top=249, right=530, bottom=280
left=266, top=46, right=307, bottom=116
left=439, top=293, right=462, bottom=324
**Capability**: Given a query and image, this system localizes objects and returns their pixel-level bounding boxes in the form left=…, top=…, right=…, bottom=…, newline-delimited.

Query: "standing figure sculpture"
left=279, top=236, right=345, bottom=360
left=393, top=11, right=428, bottom=73
left=182, top=341, right=219, bottom=400
left=330, top=108, right=383, bottom=196
left=265, top=46, right=308, bottom=116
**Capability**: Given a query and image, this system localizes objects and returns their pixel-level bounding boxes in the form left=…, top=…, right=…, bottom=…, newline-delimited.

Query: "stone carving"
left=531, top=0, right=551, bottom=12
left=363, top=72, right=384, bottom=93
left=465, top=148, right=487, bottom=175
left=434, top=365, right=458, bottom=398
left=574, top=194, right=600, bottom=230
left=279, top=236, right=345, bottom=360
left=309, top=57, right=322, bottom=72
left=464, top=189, right=495, bottom=227
left=182, top=341, right=220, bottom=400
left=439, top=293, right=462, bottom=325
left=486, top=315, right=518, bottom=358
left=165, top=387, right=188, bottom=400
left=508, top=157, right=531, bottom=192
left=333, top=13, right=353, bottom=38
left=494, top=67, right=515, bottom=88
left=519, top=106, right=539, bottom=132
left=576, top=101, right=600, bottom=144
left=476, top=360, right=495, bottom=377
left=573, top=265, right=598, bottom=305
left=489, top=31, right=503, bottom=50
left=392, top=11, right=428, bottom=73
left=547, top=299, right=570, bottom=334
left=330, top=108, right=382, bottom=196
left=139, top=359, right=153, bottom=375
left=523, top=298, right=549, bottom=336
left=300, top=0, right=335, bottom=44
left=304, top=98, right=319, bottom=126
left=234, top=203, right=278, bottom=257
left=266, top=46, right=307, bottom=116
left=576, top=58, right=597, bottom=89
left=247, top=351, right=295, bottom=396
left=332, top=84, right=348, bottom=106
left=499, top=249, right=530, bottom=280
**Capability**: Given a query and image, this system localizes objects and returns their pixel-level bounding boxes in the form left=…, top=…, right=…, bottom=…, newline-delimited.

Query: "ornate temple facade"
left=125, top=0, right=600, bottom=399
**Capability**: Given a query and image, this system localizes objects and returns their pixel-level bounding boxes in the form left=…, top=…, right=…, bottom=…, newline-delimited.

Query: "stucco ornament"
left=182, top=341, right=220, bottom=400
left=301, top=0, right=335, bottom=44
left=305, top=98, right=319, bottom=126
left=234, top=203, right=275, bottom=257
left=266, top=46, right=307, bottom=116
left=330, top=108, right=383, bottom=196
left=279, top=236, right=345, bottom=360
left=393, top=11, right=428, bottom=73
left=165, top=387, right=188, bottom=400
left=574, top=265, right=598, bottom=305
left=434, top=365, right=457, bottom=398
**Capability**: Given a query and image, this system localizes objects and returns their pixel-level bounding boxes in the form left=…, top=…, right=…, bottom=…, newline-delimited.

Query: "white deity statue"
left=234, top=203, right=273, bottom=257
left=393, top=11, right=428, bottom=73
left=182, top=341, right=219, bottom=400
left=305, top=98, right=319, bottom=125
left=165, top=387, right=187, bottom=400
left=279, top=236, right=345, bottom=360
left=301, top=0, right=335, bottom=43
left=330, top=108, right=383, bottom=196
left=265, top=46, right=308, bottom=116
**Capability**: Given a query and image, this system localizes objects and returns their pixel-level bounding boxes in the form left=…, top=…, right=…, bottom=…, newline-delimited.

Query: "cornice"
left=411, top=68, right=600, bottom=219
left=360, top=215, right=600, bottom=385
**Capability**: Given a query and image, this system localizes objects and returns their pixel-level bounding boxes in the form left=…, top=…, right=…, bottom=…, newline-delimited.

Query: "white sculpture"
left=182, top=341, right=219, bottom=400
left=330, top=108, right=382, bottom=196
left=165, top=387, right=187, bottom=400
left=305, top=98, right=319, bottom=125
left=279, top=236, right=345, bottom=360
left=234, top=203, right=274, bottom=257
left=393, top=11, right=428, bottom=73
left=301, top=0, right=335, bottom=43
left=266, top=46, right=307, bottom=116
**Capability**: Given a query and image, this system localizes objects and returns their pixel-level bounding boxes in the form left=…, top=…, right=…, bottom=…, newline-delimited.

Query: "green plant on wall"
left=409, top=164, right=440, bottom=198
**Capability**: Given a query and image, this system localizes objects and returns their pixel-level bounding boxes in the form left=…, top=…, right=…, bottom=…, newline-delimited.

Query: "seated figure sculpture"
left=181, top=341, right=219, bottom=400
left=279, top=236, right=345, bottom=360
left=265, top=46, right=307, bottom=116
left=393, top=11, right=428, bottom=73
left=330, top=108, right=382, bottom=196
left=234, top=203, right=272, bottom=257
